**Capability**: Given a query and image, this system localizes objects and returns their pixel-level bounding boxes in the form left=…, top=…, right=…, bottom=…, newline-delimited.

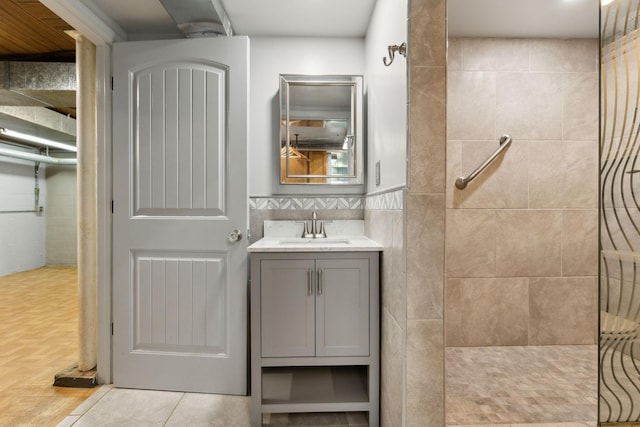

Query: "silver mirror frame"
left=279, top=74, right=364, bottom=185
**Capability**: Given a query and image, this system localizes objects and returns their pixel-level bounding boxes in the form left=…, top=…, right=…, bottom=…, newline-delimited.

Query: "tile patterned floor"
left=0, top=267, right=97, bottom=427
left=60, top=382, right=598, bottom=427
left=57, top=386, right=251, bottom=426
left=446, top=345, right=598, bottom=426
left=59, top=345, right=600, bottom=426
left=57, top=385, right=369, bottom=426
left=453, top=424, right=593, bottom=427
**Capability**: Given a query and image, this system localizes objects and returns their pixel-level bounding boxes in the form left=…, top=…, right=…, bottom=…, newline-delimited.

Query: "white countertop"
left=248, top=235, right=383, bottom=252
left=248, top=220, right=382, bottom=253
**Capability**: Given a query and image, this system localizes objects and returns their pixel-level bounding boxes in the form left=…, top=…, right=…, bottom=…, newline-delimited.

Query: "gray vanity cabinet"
left=260, top=259, right=316, bottom=358
left=250, top=251, right=380, bottom=427
left=261, top=258, right=369, bottom=358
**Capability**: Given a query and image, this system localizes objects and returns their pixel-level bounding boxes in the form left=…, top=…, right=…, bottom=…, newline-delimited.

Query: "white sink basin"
left=277, top=238, right=351, bottom=245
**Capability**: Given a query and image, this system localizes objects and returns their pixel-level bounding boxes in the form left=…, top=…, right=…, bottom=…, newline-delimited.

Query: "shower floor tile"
left=453, top=424, right=594, bottom=427
left=446, top=345, right=597, bottom=426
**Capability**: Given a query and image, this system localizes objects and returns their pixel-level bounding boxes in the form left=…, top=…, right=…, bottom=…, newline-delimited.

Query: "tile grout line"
left=162, top=392, right=187, bottom=426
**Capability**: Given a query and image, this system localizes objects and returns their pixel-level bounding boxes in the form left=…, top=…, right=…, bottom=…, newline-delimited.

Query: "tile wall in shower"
left=445, top=38, right=599, bottom=347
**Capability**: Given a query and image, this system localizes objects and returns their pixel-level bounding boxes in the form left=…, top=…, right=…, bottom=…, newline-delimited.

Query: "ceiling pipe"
left=0, top=128, right=77, bottom=152
left=0, top=146, right=77, bottom=165
left=158, top=0, right=233, bottom=37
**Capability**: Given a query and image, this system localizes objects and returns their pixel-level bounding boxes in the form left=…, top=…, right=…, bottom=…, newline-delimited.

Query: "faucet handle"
left=295, top=220, right=310, bottom=238
left=318, top=222, right=327, bottom=238
left=320, top=219, right=332, bottom=236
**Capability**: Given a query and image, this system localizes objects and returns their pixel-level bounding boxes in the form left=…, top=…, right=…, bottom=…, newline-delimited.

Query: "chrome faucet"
left=302, top=211, right=326, bottom=238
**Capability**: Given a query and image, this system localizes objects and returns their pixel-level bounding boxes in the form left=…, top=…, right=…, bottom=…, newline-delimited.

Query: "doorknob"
left=227, top=229, right=243, bottom=243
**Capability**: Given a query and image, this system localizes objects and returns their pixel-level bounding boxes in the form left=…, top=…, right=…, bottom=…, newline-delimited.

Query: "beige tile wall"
left=365, top=203, right=405, bottom=427
left=405, top=0, right=447, bottom=425
left=445, top=38, right=599, bottom=347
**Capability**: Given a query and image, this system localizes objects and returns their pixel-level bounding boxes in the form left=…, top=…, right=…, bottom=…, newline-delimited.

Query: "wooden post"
left=76, top=34, right=97, bottom=372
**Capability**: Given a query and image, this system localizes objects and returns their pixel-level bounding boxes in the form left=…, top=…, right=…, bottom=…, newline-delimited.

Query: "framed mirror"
left=279, top=75, right=363, bottom=185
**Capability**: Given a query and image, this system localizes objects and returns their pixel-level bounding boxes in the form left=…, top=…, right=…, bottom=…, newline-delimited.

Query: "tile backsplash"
left=249, top=196, right=364, bottom=210
left=249, top=190, right=404, bottom=243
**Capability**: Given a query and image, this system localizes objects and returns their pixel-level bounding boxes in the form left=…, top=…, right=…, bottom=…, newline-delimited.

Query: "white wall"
left=365, top=0, right=408, bottom=193
left=0, top=144, right=46, bottom=276
left=249, top=37, right=365, bottom=196
left=46, top=165, right=77, bottom=265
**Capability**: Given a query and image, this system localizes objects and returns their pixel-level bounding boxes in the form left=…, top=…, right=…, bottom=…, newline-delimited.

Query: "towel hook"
left=383, top=42, right=407, bottom=66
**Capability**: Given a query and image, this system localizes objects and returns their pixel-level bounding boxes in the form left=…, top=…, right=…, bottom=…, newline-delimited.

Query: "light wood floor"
left=0, top=266, right=96, bottom=427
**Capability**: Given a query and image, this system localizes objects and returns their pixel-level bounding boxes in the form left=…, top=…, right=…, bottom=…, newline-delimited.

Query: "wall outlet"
left=375, top=161, right=381, bottom=186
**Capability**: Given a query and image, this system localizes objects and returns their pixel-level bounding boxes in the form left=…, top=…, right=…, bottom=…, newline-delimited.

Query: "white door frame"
left=39, top=0, right=125, bottom=384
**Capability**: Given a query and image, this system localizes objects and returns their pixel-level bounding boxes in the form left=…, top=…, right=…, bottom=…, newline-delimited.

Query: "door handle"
left=227, top=229, right=243, bottom=243
left=307, top=269, right=313, bottom=295
left=317, top=269, right=323, bottom=295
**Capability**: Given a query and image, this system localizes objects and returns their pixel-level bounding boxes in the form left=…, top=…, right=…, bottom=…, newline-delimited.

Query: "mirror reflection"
left=279, top=75, right=363, bottom=185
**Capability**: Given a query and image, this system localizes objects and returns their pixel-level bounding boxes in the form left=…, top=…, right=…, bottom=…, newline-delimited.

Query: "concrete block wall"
left=45, top=164, right=77, bottom=265
left=0, top=148, right=46, bottom=276
left=0, top=146, right=77, bottom=276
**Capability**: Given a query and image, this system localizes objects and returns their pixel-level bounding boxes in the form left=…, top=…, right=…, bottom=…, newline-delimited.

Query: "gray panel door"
left=315, top=259, right=369, bottom=357
left=112, top=37, right=249, bottom=394
left=260, top=259, right=315, bottom=357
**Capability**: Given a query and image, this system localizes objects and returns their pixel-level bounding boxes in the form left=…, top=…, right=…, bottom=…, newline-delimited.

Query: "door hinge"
left=111, top=200, right=114, bottom=213
left=111, top=322, right=114, bottom=335
left=111, top=77, right=114, bottom=91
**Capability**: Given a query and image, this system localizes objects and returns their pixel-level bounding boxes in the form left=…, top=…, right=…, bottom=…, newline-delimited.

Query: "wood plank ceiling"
left=0, top=0, right=75, bottom=62
left=0, top=1, right=76, bottom=117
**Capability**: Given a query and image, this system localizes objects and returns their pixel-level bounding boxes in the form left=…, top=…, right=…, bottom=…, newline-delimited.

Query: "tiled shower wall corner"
left=405, top=0, right=447, bottom=425
left=445, top=38, right=599, bottom=347
left=364, top=189, right=405, bottom=427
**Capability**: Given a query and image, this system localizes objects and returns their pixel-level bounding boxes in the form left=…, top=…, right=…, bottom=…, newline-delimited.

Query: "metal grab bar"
left=455, top=135, right=512, bottom=190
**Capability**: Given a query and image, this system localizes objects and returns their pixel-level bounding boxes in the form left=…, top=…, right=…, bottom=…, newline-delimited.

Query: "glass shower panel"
left=600, top=0, right=640, bottom=421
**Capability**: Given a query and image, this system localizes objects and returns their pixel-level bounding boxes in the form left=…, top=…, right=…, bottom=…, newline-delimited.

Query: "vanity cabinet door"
left=315, top=259, right=370, bottom=357
left=260, top=259, right=315, bottom=357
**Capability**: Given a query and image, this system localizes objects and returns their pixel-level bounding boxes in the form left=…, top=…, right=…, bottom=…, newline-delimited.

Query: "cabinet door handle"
left=317, top=269, right=323, bottom=295
left=307, top=269, right=313, bottom=295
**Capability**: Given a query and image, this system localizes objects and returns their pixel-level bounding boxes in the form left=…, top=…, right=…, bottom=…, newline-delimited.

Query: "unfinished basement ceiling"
left=0, top=0, right=75, bottom=61
left=0, top=0, right=77, bottom=149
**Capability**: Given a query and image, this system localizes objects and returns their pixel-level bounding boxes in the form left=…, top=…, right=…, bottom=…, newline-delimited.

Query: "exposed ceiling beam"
left=0, top=61, right=76, bottom=109
left=0, top=106, right=75, bottom=136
